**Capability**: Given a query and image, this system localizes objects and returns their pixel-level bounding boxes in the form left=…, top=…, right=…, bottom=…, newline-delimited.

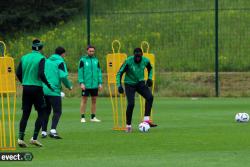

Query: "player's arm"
left=38, top=58, right=53, bottom=90
left=16, top=60, right=23, bottom=83
left=116, top=60, right=128, bottom=87
left=146, top=61, right=153, bottom=80
left=78, top=59, right=85, bottom=84
left=146, top=61, right=153, bottom=87
left=58, top=62, right=72, bottom=89
left=97, top=62, right=102, bottom=85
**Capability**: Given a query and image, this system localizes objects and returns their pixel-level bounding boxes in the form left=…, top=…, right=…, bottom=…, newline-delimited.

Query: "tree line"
left=0, top=0, right=85, bottom=36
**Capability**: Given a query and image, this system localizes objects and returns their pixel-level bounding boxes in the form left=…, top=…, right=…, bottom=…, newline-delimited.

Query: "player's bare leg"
left=80, top=96, right=88, bottom=122
left=90, top=96, right=101, bottom=122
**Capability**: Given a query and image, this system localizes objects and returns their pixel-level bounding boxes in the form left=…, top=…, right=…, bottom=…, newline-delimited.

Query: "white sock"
left=144, top=116, right=150, bottom=121
left=50, top=129, right=57, bottom=134
left=126, top=125, right=132, bottom=128
left=42, top=131, right=47, bottom=135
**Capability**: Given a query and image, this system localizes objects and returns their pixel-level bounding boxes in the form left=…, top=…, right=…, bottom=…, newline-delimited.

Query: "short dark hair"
left=134, top=48, right=142, bottom=54
left=32, top=39, right=43, bottom=51
left=55, top=46, right=66, bottom=55
left=87, top=45, right=95, bottom=50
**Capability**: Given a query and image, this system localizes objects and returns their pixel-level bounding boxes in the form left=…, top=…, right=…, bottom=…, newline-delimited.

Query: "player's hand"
left=98, top=84, right=102, bottom=91
left=146, top=79, right=153, bottom=87
left=60, top=92, right=65, bottom=98
left=118, top=86, right=124, bottom=94
left=80, top=83, right=85, bottom=90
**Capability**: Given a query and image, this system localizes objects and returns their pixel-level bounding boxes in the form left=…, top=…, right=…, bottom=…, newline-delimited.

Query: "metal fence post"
left=215, top=0, right=219, bottom=97
left=86, top=0, right=91, bottom=45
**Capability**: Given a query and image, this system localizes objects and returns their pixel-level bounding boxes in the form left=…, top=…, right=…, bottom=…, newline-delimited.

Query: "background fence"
left=85, top=0, right=250, bottom=97
left=6, top=0, right=250, bottom=97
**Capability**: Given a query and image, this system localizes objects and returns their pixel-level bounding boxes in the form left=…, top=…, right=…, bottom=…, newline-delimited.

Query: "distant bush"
left=0, top=0, right=84, bottom=35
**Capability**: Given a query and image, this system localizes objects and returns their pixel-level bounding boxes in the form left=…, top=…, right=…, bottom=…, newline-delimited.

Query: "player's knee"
left=20, top=117, right=28, bottom=124
left=127, top=102, right=135, bottom=109
left=82, top=98, right=87, bottom=104
left=54, top=111, right=62, bottom=117
left=21, top=112, right=29, bottom=120
left=91, top=98, right=97, bottom=104
left=35, top=104, right=46, bottom=113
left=37, top=110, right=44, bottom=118
left=54, top=107, right=62, bottom=114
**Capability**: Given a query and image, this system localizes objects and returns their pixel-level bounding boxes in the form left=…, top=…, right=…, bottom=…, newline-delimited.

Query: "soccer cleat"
left=30, top=138, right=43, bottom=147
left=125, top=127, right=132, bottom=133
left=144, top=120, right=158, bottom=127
left=18, top=139, right=28, bottom=148
left=49, top=133, right=62, bottom=139
left=41, top=131, right=47, bottom=138
left=90, top=117, right=101, bottom=122
left=80, top=118, right=86, bottom=123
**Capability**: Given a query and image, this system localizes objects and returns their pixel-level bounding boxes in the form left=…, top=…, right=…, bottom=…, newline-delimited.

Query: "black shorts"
left=82, top=88, right=98, bottom=97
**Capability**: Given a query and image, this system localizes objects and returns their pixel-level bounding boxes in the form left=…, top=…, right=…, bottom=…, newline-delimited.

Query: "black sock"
left=19, top=132, right=24, bottom=140
left=33, top=132, right=39, bottom=140
left=81, top=114, right=85, bottom=118
left=91, top=114, right=95, bottom=119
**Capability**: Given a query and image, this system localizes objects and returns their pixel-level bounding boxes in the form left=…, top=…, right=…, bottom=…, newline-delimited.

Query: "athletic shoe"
left=80, top=118, right=86, bottom=123
left=41, top=131, right=47, bottom=138
left=30, top=138, right=43, bottom=147
left=18, top=139, right=28, bottom=148
left=144, top=120, right=158, bottom=127
left=49, top=133, right=62, bottom=139
left=90, top=117, right=101, bottom=122
left=125, top=127, right=132, bottom=133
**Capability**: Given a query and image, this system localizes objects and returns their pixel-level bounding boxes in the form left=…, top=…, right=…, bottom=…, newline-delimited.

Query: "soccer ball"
left=138, top=122, right=150, bottom=132
left=235, top=113, right=249, bottom=122
left=235, top=113, right=242, bottom=122
left=241, top=113, right=249, bottom=122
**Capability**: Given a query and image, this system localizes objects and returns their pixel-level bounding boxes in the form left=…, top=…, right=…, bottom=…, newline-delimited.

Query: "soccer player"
left=116, top=48, right=157, bottom=132
left=78, top=45, right=102, bottom=123
left=16, top=39, right=54, bottom=147
left=41, top=47, right=72, bottom=139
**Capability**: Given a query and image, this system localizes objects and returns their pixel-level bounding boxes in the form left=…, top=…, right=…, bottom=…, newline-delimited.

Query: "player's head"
left=32, top=39, right=43, bottom=51
left=87, top=45, right=95, bottom=56
left=133, top=47, right=143, bottom=64
left=55, top=46, right=66, bottom=57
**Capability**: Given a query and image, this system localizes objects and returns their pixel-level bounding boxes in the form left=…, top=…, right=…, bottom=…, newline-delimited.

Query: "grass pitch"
left=2, top=97, right=250, bottom=167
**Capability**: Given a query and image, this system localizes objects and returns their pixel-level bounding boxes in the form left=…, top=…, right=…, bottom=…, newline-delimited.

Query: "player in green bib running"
left=116, top=48, right=157, bottom=132
left=16, top=39, right=54, bottom=147
left=41, top=47, right=72, bottom=139
left=78, top=45, right=102, bottom=123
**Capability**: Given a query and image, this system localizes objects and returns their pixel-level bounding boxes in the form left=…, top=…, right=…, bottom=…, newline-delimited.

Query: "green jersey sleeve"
left=59, top=62, right=72, bottom=89
left=78, top=59, right=85, bottom=84
left=98, top=62, right=102, bottom=85
left=116, top=60, right=128, bottom=87
left=146, top=60, right=153, bottom=80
